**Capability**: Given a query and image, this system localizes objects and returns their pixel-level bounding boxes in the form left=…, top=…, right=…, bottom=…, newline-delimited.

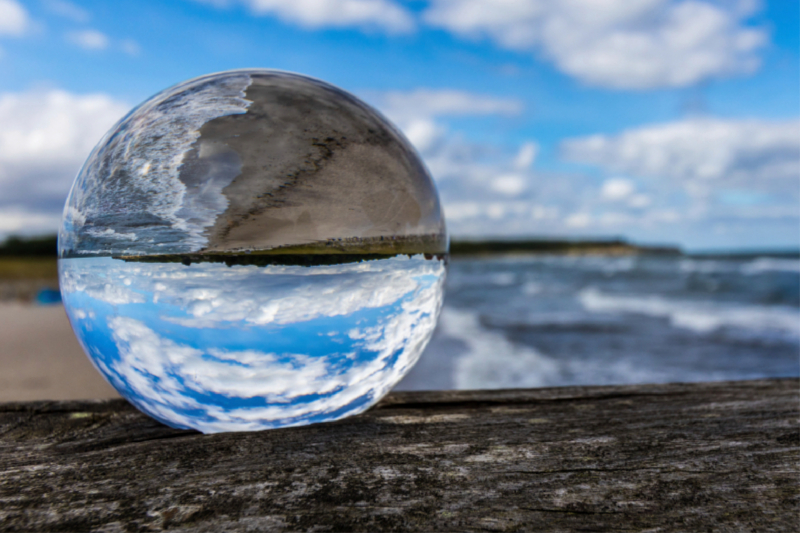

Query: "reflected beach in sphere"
left=58, top=70, right=447, bottom=433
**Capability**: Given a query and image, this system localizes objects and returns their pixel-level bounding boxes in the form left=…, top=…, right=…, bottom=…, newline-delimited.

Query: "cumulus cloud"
left=557, top=117, right=800, bottom=242
left=370, top=88, right=528, bottom=174
left=513, top=141, right=538, bottom=170
left=67, top=29, right=110, bottom=50
left=0, top=0, right=29, bottom=37
left=368, top=90, right=543, bottom=231
left=422, top=0, right=767, bottom=89
left=0, top=89, right=129, bottom=236
left=65, top=29, right=141, bottom=56
left=373, top=111, right=566, bottom=235
left=200, top=0, right=414, bottom=34
left=565, top=212, right=592, bottom=229
left=0, top=208, right=62, bottom=235
left=379, top=88, right=524, bottom=120
left=369, top=93, right=561, bottom=235
left=373, top=88, right=524, bottom=152
left=562, top=118, right=800, bottom=187
left=372, top=91, right=795, bottom=243
left=490, top=174, right=527, bottom=196
left=601, top=178, right=635, bottom=201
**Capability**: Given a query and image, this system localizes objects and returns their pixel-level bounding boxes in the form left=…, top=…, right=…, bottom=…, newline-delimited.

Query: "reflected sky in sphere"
left=58, top=70, right=447, bottom=433
left=60, top=256, right=444, bottom=433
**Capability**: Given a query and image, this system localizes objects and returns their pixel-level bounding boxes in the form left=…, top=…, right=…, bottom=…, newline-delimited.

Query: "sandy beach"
left=0, top=303, right=118, bottom=402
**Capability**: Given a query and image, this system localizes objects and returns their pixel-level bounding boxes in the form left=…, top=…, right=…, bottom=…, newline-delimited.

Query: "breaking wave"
left=578, top=287, right=799, bottom=338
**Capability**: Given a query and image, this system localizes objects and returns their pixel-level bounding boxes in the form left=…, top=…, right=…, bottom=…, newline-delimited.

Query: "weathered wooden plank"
left=0, top=379, right=797, bottom=532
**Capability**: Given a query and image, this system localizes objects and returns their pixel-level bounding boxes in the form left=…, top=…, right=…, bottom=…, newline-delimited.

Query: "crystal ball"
left=58, top=70, right=447, bottom=433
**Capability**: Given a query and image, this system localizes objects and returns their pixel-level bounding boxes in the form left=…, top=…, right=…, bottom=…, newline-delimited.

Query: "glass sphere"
left=58, top=70, right=447, bottom=433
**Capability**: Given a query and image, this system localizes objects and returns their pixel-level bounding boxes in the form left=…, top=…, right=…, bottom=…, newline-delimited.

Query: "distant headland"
left=2, top=234, right=798, bottom=261
left=449, top=238, right=680, bottom=257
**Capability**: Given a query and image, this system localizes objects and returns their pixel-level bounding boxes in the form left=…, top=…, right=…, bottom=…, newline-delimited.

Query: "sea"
left=396, top=253, right=800, bottom=391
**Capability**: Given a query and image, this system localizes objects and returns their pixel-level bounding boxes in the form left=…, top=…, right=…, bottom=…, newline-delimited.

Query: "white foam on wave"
left=437, top=308, right=561, bottom=390
left=579, top=287, right=800, bottom=337
left=62, top=73, right=253, bottom=255
left=521, top=281, right=542, bottom=295
left=679, top=259, right=739, bottom=274
left=489, top=272, right=516, bottom=286
left=425, top=306, right=718, bottom=390
left=742, top=257, right=800, bottom=275
left=679, top=257, right=800, bottom=276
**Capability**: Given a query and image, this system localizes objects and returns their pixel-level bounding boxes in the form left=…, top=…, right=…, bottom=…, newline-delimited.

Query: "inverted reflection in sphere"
left=58, top=70, right=447, bottom=433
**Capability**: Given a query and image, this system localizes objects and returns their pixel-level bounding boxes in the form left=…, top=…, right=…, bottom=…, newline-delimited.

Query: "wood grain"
left=1, top=379, right=797, bottom=532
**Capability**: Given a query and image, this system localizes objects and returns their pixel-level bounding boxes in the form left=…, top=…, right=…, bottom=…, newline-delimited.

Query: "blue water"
left=397, top=254, right=800, bottom=391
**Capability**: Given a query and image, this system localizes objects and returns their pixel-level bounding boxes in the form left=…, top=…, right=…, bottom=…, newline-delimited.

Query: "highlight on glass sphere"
left=58, top=70, right=448, bottom=433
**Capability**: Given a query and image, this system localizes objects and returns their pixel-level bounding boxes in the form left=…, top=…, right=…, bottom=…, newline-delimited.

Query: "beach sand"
left=0, top=303, right=119, bottom=402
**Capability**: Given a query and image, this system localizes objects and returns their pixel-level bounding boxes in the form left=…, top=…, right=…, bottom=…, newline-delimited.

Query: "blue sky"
left=0, top=0, right=797, bottom=251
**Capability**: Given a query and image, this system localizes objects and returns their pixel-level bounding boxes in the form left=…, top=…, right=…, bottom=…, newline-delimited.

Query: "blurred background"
left=0, top=0, right=797, bottom=400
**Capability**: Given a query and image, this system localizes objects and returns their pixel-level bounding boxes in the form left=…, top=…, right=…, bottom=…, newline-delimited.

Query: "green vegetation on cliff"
left=449, top=238, right=681, bottom=256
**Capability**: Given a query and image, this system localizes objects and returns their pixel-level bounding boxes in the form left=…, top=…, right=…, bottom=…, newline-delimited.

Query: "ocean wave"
left=517, top=255, right=639, bottom=273
left=446, top=271, right=518, bottom=290
left=578, top=287, right=800, bottom=337
left=679, top=259, right=740, bottom=274
left=488, top=272, right=516, bottom=286
left=481, top=312, right=629, bottom=333
left=521, top=281, right=542, bottom=295
left=438, top=308, right=562, bottom=390
left=680, top=257, right=800, bottom=276
left=741, top=258, right=800, bottom=275
left=61, top=73, right=253, bottom=256
left=418, top=307, right=730, bottom=390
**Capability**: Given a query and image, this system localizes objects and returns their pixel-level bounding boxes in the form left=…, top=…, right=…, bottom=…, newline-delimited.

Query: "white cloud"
left=378, top=88, right=524, bottom=120
left=374, top=89, right=791, bottom=243
left=490, top=173, right=526, bottom=196
left=0, top=89, right=127, bottom=181
left=203, top=0, right=414, bottom=33
left=556, top=117, right=800, bottom=242
left=513, top=141, right=538, bottom=170
left=423, top=0, right=767, bottom=89
left=45, top=0, right=90, bottom=22
left=628, top=194, right=652, bottom=208
left=391, top=119, right=590, bottom=237
left=601, top=178, right=635, bottom=201
left=371, top=88, right=524, bottom=155
left=67, top=29, right=109, bottom=50
left=562, top=118, right=800, bottom=187
left=0, top=0, right=29, bottom=37
left=0, top=208, right=62, bottom=235
left=120, top=38, right=141, bottom=56
left=65, top=29, right=141, bottom=56
left=565, top=212, right=591, bottom=228
left=0, top=89, right=129, bottom=236
left=398, top=118, right=444, bottom=153
left=369, top=89, right=536, bottom=214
